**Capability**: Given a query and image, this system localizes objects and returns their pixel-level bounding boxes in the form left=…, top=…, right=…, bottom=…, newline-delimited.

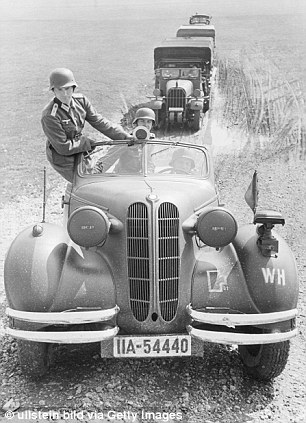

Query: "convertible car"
left=4, top=137, right=298, bottom=380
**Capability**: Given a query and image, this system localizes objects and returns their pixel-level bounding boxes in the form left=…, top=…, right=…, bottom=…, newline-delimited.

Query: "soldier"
left=41, top=68, right=132, bottom=182
left=169, top=148, right=195, bottom=174
left=93, top=107, right=156, bottom=173
left=132, top=107, right=156, bottom=135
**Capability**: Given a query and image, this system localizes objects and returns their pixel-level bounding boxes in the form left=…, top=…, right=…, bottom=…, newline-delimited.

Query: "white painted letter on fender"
left=261, top=268, right=285, bottom=286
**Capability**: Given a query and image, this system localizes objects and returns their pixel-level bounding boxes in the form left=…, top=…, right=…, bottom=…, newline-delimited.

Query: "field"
left=0, top=1, right=306, bottom=422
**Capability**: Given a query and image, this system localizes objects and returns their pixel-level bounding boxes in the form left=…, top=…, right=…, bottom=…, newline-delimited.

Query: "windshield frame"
left=77, top=140, right=210, bottom=180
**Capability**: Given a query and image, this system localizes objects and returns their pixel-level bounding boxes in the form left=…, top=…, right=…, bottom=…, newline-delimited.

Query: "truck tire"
left=17, top=339, right=52, bottom=378
left=155, top=109, right=165, bottom=129
left=238, top=341, right=290, bottom=381
left=191, top=111, right=202, bottom=131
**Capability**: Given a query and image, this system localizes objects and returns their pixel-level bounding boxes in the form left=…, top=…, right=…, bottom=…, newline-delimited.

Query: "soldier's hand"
left=125, top=134, right=137, bottom=146
left=89, top=139, right=99, bottom=151
left=83, top=152, right=94, bottom=168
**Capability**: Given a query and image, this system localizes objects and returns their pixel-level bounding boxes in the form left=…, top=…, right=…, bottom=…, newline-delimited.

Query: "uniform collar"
left=53, top=97, right=75, bottom=112
left=70, top=97, right=76, bottom=110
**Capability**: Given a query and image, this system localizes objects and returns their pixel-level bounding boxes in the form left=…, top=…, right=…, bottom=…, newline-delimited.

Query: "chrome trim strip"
left=187, top=304, right=298, bottom=327
left=187, top=325, right=298, bottom=345
left=194, top=195, right=219, bottom=213
left=70, top=193, right=109, bottom=211
left=6, top=326, right=119, bottom=344
left=6, top=306, right=119, bottom=324
left=168, top=107, right=184, bottom=112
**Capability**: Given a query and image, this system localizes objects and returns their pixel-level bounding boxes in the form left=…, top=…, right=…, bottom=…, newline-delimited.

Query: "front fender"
left=232, top=224, right=299, bottom=313
left=4, top=223, right=69, bottom=311
left=191, top=224, right=298, bottom=314
left=4, top=222, right=116, bottom=312
left=191, top=243, right=259, bottom=313
left=149, top=99, right=164, bottom=110
left=189, top=99, right=204, bottom=110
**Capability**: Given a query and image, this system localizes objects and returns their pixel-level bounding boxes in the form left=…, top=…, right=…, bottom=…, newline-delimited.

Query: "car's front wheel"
left=17, top=339, right=52, bottom=378
left=238, top=341, right=290, bottom=381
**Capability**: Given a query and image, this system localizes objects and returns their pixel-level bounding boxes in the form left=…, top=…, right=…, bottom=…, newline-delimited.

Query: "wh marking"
left=261, top=268, right=286, bottom=286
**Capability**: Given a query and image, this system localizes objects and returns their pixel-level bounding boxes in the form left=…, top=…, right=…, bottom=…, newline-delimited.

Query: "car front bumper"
left=6, top=306, right=119, bottom=343
left=5, top=305, right=298, bottom=346
left=187, top=304, right=298, bottom=345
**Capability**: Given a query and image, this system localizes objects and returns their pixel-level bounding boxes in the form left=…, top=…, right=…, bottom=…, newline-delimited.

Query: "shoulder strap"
left=50, top=103, right=58, bottom=117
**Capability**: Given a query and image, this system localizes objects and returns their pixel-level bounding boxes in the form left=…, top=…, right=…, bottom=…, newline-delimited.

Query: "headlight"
left=67, top=206, right=110, bottom=248
left=193, top=89, right=201, bottom=98
left=153, top=88, right=161, bottom=96
left=196, top=207, right=237, bottom=248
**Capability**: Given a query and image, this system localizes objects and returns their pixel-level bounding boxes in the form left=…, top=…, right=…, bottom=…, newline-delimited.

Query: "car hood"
left=72, top=177, right=217, bottom=216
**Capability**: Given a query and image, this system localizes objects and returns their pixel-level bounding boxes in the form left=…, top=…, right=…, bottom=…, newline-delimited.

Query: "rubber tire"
left=238, top=341, right=290, bottom=381
left=191, top=111, right=201, bottom=132
left=203, top=100, right=209, bottom=113
left=157, top=106, right=167, bottom=129
left=17, top=339, right=52, bottom=379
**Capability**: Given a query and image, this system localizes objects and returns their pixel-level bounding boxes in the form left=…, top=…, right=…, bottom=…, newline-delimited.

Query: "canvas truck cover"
left=176, top=25, right=215, bottom=42
left=154, top=37, right=214, bottom=70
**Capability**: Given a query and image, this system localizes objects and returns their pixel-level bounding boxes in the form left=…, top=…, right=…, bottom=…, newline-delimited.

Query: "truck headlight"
left=196, top=207, right=237, bottom=248
left=67, top=206, right=110, bottom=248
left=153, top=88, right=161, bottom=97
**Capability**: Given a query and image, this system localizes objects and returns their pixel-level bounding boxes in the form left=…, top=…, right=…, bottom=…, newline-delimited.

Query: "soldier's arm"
left=41, top=113, right=92, bottom=156
left=82, top=96, right=131, bottom=140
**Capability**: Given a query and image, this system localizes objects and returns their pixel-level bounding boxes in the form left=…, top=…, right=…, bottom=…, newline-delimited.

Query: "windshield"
left=160, top=68, right=200, bottom=79
left=80, top=142, right=208, bottom=178
left=161, top=69, right=180, bottom=78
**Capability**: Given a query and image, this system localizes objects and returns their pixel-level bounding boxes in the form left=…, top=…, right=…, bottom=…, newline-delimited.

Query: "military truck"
left=177, top=14, right=216, bottom=46
left=149, top=37, right=214, bottom=131
left=189, top=13, right=212, bottom=25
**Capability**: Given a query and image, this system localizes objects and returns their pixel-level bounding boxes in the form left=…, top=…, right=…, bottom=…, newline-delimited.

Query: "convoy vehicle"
left=149, top=37, right=214, bottom=130
left=176, top=24, right=216, bottom=46
left=4, top=136, right=298, bottom=380
left=177, top=13, right=216, bottom=46
left=189, top=14, right=212, bottom=25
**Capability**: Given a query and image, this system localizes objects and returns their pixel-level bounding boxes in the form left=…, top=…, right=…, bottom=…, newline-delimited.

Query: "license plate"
left=113, top=334, right=191, bottom=357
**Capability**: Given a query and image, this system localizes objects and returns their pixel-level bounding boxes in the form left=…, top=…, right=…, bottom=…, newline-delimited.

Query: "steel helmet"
left=132, top=107, right=155, bottom=124
left=49, top=68, right=78, bottom=90
left=170, top=148, right=195, bottom=169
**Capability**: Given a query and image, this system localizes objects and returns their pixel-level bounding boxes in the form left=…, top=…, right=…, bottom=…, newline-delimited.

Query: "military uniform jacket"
left=41, top=93, right=129, bottom=178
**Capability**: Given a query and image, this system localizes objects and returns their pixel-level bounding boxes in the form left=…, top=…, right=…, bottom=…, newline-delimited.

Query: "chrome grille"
left=158, top=202, right=180, bottom=321
left=167, top=88, right=186, bottom=109
left=127, top=203, right=150, bottom=322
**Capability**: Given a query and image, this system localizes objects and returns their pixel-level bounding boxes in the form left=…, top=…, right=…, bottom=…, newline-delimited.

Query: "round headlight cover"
left=193, top=88, right=201, bottom=98
left=67, top=206, right=110, bottom=248
left=153, top=88, right=161, bottom=97
left=196, top=207, right=238, bottom=247
left=132, top=125, right=150, bottom=140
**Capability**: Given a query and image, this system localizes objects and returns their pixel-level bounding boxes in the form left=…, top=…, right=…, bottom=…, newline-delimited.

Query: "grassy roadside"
left=216, top=48, right=305, bottom=156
